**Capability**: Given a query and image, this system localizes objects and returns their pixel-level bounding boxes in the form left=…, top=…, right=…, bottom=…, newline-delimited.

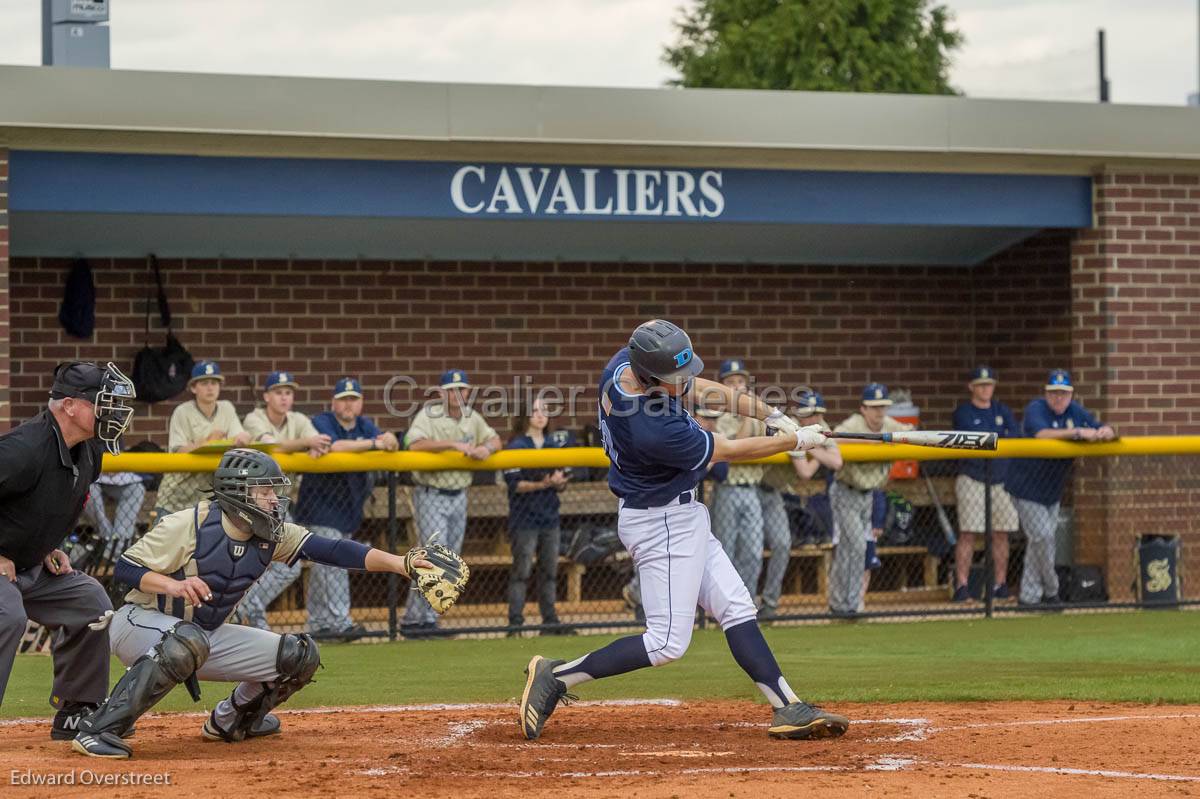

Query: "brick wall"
left=9, top=234, right=1071, bottom=444
left=0, top=149, right=9, bottom=430
left=1070, top=169, right=1200, bottom=599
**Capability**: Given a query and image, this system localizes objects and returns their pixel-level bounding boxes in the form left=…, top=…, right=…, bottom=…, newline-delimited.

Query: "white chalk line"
left=947, top=761, right=1200, bottom=783
left=932, top=712, right=1200, bottom=733
left=0, top=698, right=682, bottom=728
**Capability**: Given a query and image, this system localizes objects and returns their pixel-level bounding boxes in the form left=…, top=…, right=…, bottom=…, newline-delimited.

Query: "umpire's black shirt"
left=0, top=409, right=103, bottom=571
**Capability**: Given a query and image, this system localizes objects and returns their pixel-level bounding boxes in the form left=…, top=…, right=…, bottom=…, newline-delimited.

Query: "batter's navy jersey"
left=952, top=400, right=1017, bottom=485
left=600, top=348, right=715, bottom=507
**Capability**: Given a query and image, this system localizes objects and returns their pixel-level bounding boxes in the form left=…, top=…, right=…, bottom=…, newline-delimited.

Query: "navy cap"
left=440, top=369, right=470, bottom=389
left=718, top=359, right=750, bottom=380
left=969, top=366, right=997, bottom=385
left=333, top=377, right=363, bottom=399
left=861, top=382, right=892, bottom=407
left=795, top=389, right=826, bottom=417
left=50, top=361, right=106, bottom=402
left=1045, top=369, right=1074, bottom=392
left=265, top=370, right=298, bottom=391
left=189, top=360, right=224, bottom=384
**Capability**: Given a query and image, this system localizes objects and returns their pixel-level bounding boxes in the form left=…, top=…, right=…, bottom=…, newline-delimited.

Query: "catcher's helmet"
left=211, top=448, right=291, bottom=542
left=628, top=319, right=704, bottom=389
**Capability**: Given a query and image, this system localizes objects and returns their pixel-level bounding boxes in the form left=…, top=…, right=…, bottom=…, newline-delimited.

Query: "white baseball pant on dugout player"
left=619, top=497, right=757, bottom=665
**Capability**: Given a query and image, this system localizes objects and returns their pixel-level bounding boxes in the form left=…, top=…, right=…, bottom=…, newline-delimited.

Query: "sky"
left=1, top=0, right=1197, bottom=106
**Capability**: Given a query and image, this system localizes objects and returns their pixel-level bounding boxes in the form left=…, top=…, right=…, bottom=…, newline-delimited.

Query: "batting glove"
left=793, top=425, right=826, bottom=450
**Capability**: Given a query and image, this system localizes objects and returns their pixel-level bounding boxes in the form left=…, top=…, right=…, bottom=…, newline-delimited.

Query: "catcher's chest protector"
left=174, top=503, right=276, bottom=631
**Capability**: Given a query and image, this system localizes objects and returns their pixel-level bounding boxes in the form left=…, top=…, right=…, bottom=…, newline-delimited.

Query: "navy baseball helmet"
left=795, top=389, right=826, bottom=417
left=628, top=320, right=704, bottom=387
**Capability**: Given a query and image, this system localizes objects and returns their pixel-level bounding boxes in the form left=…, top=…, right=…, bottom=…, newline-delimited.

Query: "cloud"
left=1, top=0, right=1195, bottom=104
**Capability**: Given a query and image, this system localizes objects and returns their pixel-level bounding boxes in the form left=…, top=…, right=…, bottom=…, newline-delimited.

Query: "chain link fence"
left=37, top=443, right=1197, bottom=648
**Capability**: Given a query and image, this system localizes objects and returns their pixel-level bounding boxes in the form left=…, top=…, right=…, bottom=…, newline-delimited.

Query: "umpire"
left=0, top=361, right=136, bottom=738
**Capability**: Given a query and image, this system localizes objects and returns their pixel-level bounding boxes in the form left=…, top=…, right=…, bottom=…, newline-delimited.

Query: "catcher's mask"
left=211, top=448, right=291, bottom=542
left=50, top=361, right=137, bottom=456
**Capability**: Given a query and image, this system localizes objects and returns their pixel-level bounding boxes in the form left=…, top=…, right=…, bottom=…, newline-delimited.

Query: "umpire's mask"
left=211, top=448, right=291, bottom=542
left=51, top=361, right=137, bottom=456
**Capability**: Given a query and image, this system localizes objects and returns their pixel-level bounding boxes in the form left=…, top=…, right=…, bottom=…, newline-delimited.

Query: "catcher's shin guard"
left=208, top=633, right=320, bottom=742
left=72, top=622, right=209, bottom=757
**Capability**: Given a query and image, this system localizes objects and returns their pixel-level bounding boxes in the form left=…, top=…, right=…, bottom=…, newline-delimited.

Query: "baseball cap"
left=969, top=366, right=997, bottom=386
left=50, top=361, right=107, bottom=402
left=695, top=407, right=723, bottom=419
left=718, top=359, right=750, bottom=381
left=440, top=369, right=470, bottom=389
left=861, top=382, right=893, bottom=407
left=189, top=360, right=224, bottom=385
left=795, top=389, right=826, bottom=417
left=1045, top=369, right=1074, bottom=392
left=265, top=371, right=298, bottom=391
left=333, top=377, right=363, bottom=399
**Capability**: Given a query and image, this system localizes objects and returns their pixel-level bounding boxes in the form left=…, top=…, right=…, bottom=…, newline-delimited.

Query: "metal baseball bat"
left=924, top=474, right=957, bottom=546
left=824, top=430, right=998, bottom=450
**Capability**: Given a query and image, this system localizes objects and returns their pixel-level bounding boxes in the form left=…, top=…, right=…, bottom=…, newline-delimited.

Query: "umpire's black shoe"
left=50, top=702, right=97, bottom=741
left=768, top=702, right=850, bottom=740
left=201, top=711, right=282, bottom=743
left=518, top=655, right=574, bottom=740
left=72, top=731, right=132, bottom=760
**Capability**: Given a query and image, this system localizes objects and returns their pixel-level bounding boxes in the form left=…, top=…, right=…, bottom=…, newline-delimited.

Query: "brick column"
left=0, top=148, right=9, bottom=431
left=1071, top=169, right=1200, bottom=599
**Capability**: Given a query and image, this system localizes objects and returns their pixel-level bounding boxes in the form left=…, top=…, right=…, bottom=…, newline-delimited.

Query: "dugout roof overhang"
left=3, top=66, right=1200, bottom=266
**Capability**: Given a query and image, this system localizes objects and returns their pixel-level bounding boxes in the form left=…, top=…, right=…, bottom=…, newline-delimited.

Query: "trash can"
left=1135, top=535, right=1181, bottom=608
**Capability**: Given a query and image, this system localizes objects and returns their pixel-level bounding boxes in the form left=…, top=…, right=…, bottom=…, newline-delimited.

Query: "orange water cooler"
left=887, top=399, right=920, bottom=479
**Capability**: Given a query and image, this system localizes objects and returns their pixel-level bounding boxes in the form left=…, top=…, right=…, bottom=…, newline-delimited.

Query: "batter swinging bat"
left=824, top=430, right=998, bottom=451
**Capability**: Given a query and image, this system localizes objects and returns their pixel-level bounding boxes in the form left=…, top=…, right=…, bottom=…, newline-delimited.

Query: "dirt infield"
left=5, top=700, right=1199, bottom=798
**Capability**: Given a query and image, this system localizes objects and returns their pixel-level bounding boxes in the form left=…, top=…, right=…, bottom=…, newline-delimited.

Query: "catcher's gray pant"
left=829, top=481, right=872, bottom=614
left=0, top=564, right=112, bottom=707
left=712, top=484, right=764, bottom=597
left=238, top=525, right=354, bottom=633
left=506, top=525, right=561, bottom=625
left=1015, top=498, right=1061, bottom=604
left=82, top=481, right=146, bottom=546
left=109, top=604, right=288, bottom=731
left=403, top=485, right=467, bottom=626
left=758, top=488, right=792, bottom=611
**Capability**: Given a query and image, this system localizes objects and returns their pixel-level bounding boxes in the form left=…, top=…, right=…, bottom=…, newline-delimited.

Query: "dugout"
left=1, top=65, right=1199, bottom=599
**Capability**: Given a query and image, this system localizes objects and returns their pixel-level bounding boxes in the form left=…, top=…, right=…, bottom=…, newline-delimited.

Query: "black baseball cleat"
left=201, top=710, right=282, bottom=742
left=768, top=702, right=850, bottom=740
left=72, top=731, right=133, bottom=759
left=518, top=655, right=574, bottom=740
left=50, top=702, right=97, bottom=741
left=51, top=703, right=136, bottom=741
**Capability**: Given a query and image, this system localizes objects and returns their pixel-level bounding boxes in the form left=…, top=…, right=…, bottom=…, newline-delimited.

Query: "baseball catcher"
left=70, top=448, right=468, bottom=759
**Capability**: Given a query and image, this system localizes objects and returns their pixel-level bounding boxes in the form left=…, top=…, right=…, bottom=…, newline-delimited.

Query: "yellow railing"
left=102, top=436, right=1200, bottom=474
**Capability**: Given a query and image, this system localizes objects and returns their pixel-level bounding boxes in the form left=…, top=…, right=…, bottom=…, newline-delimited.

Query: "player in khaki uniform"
left=401, top=369, right=501, bottom=637
left=155, top=361, right=250, bottom=515
left=757, top=390, right=843, bottom=620
left=828, top=383, right=912, bottom=616
left=70, top=449, right=432, bottom=760
left=711, top=360, right=767, bottom=596
left=236, top=371, right=332, bottom=629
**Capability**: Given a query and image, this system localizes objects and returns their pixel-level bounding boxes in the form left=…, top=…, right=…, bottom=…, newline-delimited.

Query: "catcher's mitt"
left=404, top=538, right=470, bottom=614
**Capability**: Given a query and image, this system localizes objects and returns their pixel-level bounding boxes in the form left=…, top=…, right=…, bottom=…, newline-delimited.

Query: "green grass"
left=5, top=611, right=1198, bottom=719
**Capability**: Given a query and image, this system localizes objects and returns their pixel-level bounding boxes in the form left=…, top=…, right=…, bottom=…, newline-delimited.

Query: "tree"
left=664, top=0, right=963, bottom=95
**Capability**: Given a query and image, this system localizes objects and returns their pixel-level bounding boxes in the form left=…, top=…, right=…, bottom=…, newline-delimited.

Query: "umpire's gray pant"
left=403, top=485, right=468, bottom=627
left=758, top=487, right=792, bottom=611
left=109, top=604, right=287, bottom=732
left=238, top=525, right=355, bottom=633
left=1015, top=498, right=1061, bottom=604
left=712, top=484, right=764, bottom=598
left=829, top=481, right=872, bottom=614
left=0, top=564, right=112, bottom=708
